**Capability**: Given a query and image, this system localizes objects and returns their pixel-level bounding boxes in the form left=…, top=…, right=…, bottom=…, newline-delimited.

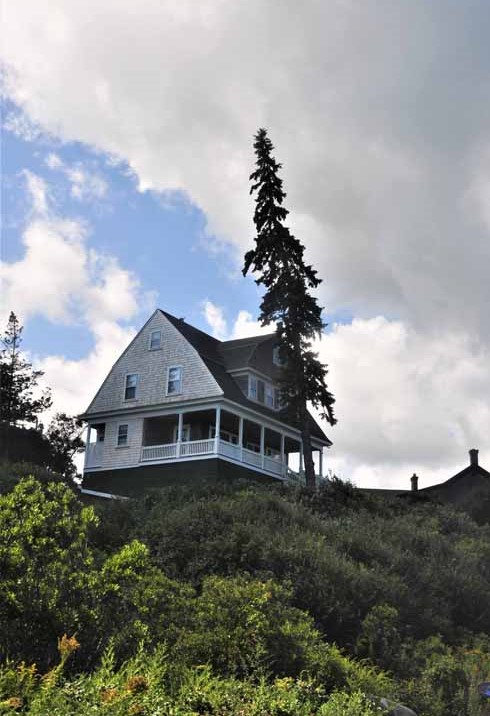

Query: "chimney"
left=469, top=448, right=479, bottom=467
left=410, top=473, right=419, bottom=492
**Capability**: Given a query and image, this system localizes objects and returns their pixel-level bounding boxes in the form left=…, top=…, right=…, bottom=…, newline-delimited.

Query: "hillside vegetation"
left=1, top=472, right=490, bottom=715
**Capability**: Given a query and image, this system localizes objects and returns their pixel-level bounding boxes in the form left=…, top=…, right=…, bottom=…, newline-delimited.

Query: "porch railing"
left=85, top=442, right=104, bottom=469
left=180, top=438, right=215, bottom=457
left=141, top=438, right=214, bottom=463
left=140, top=437, right=289, bottom=478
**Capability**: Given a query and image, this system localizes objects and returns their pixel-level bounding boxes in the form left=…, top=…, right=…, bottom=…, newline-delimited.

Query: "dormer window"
left=149, top=330, right=161, bottom=350
left=124, top=373, right=138, bottom=400
left=249, top=375, right=257, bottom=400
left=273, top=345, right=286, bottom=367
left=245, top=372, right=282, bottom=410
left=265, top=383, right=274, bottom=408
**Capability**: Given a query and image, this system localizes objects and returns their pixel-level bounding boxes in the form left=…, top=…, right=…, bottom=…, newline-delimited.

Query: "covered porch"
left=140, top=405, right=325, bottom=480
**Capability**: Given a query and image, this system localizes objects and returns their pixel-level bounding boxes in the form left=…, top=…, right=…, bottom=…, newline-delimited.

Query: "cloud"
left=4, top=1, right=490, bottom=336
left=1, top=170, right=154, bottom=417
left=316, top=318, right=490, bottom=487
left=202, top=300, right=273, bottom=340
left=37, top=320, right=136, bottom=417
left=202, top=300, right=228, bottom=340
left=44, top=152, right=108, bottom=203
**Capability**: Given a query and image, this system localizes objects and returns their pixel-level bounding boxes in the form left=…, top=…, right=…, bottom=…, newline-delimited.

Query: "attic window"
left=149, top=330, right=161, bottom=350
left=124, top=374, right=138, bottom=400
left=273, top=345, right=286, bottom=367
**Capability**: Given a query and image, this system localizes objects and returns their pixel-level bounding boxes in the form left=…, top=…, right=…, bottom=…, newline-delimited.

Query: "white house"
left=81, top=309, right=331, bottom=495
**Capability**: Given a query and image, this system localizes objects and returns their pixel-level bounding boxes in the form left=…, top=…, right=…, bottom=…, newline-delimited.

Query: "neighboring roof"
left=418, top=456, right=490, bottom=504
left=361, top=450, right=490, bottom=505
left=161, top=310, right=331, bottom=444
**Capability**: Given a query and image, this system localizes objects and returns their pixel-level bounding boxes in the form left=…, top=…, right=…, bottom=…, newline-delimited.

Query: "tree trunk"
left=301, top=418, right=316, bottom=490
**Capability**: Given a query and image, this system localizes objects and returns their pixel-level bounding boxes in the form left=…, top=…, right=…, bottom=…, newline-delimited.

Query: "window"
left=210, top=426, right=238, bottom=444
left=117, top=424, right=128, bottom=446
left=173, top=424, right=191, bottom=442
left=257, top=379, right=265, bottom=403
left=273, top=345, right=286, bottom=366
left=265, top=383, right=274, bottom=408
left=149, top=330, right=161, bottom=350
left=247, top=373, right=279, bottom=410
left=124, top=373, right=138, bottom=400
left=246, top=441, right=260, bottom=453
left=167, top=366, right=183, bottom=395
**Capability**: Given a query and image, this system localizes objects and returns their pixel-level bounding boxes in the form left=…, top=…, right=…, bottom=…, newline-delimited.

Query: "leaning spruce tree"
left=243, top=128, right=336, bottom=489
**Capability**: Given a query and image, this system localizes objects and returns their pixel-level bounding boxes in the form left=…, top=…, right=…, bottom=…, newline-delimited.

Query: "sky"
left=2, top=0, right=490, bottom=489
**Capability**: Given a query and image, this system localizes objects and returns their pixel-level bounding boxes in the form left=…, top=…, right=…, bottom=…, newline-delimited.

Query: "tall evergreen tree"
left=243, top=128, right=336, bottom=488
left=0, top=312, right=52, bottom=427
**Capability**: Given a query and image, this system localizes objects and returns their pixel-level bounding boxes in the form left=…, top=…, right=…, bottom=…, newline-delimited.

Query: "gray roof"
left=161, top=310, right=331, bottom=444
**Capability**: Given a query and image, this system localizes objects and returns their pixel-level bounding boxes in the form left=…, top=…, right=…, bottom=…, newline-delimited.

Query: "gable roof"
left=161, top=310, right=331, bottom=444
left=419, top=455, right=490, bottom=503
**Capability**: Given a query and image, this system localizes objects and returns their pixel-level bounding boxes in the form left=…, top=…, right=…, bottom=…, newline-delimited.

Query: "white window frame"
left=173, top=424, right=191, bottom=442
left=124, top=373, right=138, bottom=401
left=209, top=426, right=239, bottom=444
left=248, top=374, right=258, bottom=400
left=273, top=345, right=286, bottom=367
left=265, top=382, right=274, bottom=408
left=148, top=329, right=162, bottom=351
left=166, top=365, right=183, bottom=396
left=116, top=423, right=129, bottom=447
left=247, top=372, right=280, bottom=411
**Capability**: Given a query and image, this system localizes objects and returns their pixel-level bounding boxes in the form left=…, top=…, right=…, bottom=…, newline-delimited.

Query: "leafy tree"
left=243, top=129, right=336, bottom=488
left=0, top=312, right=52, bottom=431
left=45, top=412, right=85, bottom=481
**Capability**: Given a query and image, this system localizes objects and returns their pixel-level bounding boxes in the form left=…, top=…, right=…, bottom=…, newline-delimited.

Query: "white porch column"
left=280, top=434, right=285, bottom=477
left=260, top=425, right=265, bottom=469
left=319, top=448, right=323, bottom=479
left=214, top=406, right=221, bottom=454
left=299, top=441, right=304, bottom=473
left=84, top=425, right=91, bottom=469
left=238, top=416, right=244, bottom=462
left=176, top=412, right=183, bottom=457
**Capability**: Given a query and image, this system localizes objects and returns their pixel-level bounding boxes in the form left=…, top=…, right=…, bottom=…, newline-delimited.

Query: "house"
left=81, top=309, right=331, bottom=496
left=412, top=449, right=490, bottom=507
left=363, top=449, right=490, bottom=518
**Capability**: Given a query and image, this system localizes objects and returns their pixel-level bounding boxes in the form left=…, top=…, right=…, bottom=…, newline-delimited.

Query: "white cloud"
left=316, top=318, right=490, bottom=487
left=45, top=152, right=63, bottom=170
left=1, top=170, right=154, bottom=418
left=22, top=169, right=50, bottom=215
left=202, top=301, right=273, bottom=340
left=202, top=300, right=227, bottom=340
left=37, top=320, right=136, bottom=418
left=44, top=152, right=108, bottom=202
left=231, top=310, right=272, bottom=339
left=4, top=1, right=490, bottom=335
